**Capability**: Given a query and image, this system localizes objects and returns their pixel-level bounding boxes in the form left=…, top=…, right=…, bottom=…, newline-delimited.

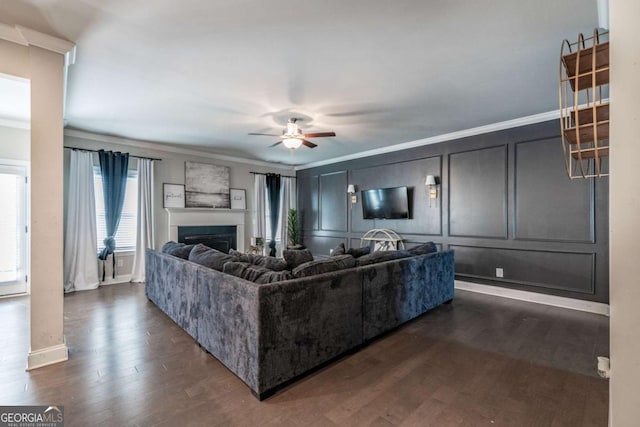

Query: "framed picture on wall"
left=230, top=188, right=246, bottom=210
left=163, top=183, right=185, bottom=208
left=185, top=161, right=231, bottom=208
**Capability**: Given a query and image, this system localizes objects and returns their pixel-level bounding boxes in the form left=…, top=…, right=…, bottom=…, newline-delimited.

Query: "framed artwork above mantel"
left=185, top=161, right=231, bottom=208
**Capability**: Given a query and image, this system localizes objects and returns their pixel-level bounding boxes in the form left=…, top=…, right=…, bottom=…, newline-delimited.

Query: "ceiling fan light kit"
left=248, top=117, right=336, bottom=150
left=283, top=138, right=303, bottom=149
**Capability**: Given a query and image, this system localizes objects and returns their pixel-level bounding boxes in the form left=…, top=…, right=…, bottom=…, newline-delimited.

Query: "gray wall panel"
left=514, top=138, right=594, bottom=242
left=305, top=235, right=346, bottom=257
left=296, top=120, right=609, bottom=303
left=449, top=146, right=507, bottom=239
left=350, top=238, right=364, bottom=250
left=351, top=156, right=442, bottom=236
left=298, top=175, right=319, bottom=231
left=319, top=171, right=348, bottom=232
left=350, top=157, right=442, bottom=236
left=452, top=245, right=595, bottom=294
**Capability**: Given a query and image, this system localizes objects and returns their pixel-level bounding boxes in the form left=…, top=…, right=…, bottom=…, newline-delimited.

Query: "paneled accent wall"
left=296, top=120, right=609, bottom=303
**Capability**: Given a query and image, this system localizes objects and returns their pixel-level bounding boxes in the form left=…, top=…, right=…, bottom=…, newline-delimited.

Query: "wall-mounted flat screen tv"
left=361, top=186, right=410, bottom=219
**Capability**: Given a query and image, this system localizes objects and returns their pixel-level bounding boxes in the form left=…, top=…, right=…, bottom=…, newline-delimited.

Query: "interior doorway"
left=0, top=163, right=28, bottom=296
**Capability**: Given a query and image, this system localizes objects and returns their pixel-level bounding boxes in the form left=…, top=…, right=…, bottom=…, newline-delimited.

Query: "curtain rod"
left=250, top=171, right=296, bottom=178
left=64, top=146, right=162, bottom=162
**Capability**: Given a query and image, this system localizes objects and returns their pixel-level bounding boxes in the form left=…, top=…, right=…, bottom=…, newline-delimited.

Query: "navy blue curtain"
left=265, top=173, right=281, bottom=257
left=97, top=150, right=129, bottom=280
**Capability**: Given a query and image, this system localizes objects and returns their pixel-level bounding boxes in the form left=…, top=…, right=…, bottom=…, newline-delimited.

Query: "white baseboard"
left=455, top=280, right=610, bottom=316
left=26, top=342, right=68, bottom=371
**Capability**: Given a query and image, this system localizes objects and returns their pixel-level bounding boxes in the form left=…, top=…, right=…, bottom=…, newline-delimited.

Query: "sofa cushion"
left=229, top=249, right=288, bottom=271
left=223, top=261, right=293, bottom=283
left=292, top=254, right=356, bottom=278
left=331, top=242, right=346, bottom=256
left=283, top=249, right=314, bottom=270
left=407, top=242, right=438, bottom=256
left=229, top=248, right=248, bottom=261
left=356, top=250, right=412, bottom=266
left=346, top=246, right=371, bottom=258
left=161, top=241, right=195, bottom=259
left=188, top=243, right=234, bottom=271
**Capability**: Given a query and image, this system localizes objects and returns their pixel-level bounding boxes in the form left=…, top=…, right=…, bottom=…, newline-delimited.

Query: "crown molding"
left=0, top=117, right=30, bottom=130
left=63, top=128, right=295, bottom=171
left=0, top=22, right=27, bottom=46
left=15, top=25, right=75, bottom=56
left=0, top=23, right=75, bottom=56
left=295, top=109, right=560, bottom=170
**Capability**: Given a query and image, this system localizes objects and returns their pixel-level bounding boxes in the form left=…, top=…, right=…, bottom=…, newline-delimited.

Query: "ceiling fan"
left=248, top=118, right=336, bottom=149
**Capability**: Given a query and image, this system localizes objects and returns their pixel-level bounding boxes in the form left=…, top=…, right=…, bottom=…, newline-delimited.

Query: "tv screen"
left=361, top=186, right=410, bottom=219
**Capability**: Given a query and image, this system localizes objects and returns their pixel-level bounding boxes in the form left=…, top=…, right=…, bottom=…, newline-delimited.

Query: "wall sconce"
left=425, top=175, right=438, bottom=207
left=347, top=184, right=357, bottom=204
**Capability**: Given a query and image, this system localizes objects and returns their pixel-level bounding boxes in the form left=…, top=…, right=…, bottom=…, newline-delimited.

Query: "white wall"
left=609, top=0, right=640, bottom=424
left=0, top=124, right=29, bottom=160
left=63, top=131, right=294, bottom=258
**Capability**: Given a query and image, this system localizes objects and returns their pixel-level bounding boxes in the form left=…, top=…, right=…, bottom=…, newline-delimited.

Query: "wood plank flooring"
left=0, top=283, right=608, bottom=426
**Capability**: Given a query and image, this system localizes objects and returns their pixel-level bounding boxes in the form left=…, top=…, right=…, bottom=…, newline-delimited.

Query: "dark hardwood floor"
left=0, top=284, right=608, bottom=426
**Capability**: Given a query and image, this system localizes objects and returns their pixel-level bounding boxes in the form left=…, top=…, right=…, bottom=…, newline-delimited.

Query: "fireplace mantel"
left=165, top=208, right=247, bottom=252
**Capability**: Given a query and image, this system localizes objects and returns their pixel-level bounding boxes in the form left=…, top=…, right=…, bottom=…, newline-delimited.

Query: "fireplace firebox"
left=177, top=225, right=237, bottom=253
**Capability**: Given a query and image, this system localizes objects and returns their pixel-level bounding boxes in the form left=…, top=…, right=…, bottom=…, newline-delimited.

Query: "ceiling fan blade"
left=301, top=139, right=318, bottom=148
left=303, top=132, right=336, bottom=138
left=248, top=133, right=281, bottom=136
left=269, top=141, right=283, bottom=147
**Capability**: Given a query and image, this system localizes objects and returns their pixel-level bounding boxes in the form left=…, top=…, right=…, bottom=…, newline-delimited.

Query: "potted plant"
left=287, top=208, right=304, bottom=249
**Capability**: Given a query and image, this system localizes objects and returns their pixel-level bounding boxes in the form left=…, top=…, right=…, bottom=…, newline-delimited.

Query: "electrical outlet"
left=496, top=268, right=504, bottom=278
left=117, top=259, right=124, bottom=267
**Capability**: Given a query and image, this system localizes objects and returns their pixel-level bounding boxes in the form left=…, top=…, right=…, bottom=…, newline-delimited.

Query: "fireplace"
left=165, top=208, right=246, bottom=252
left=178, top=225, right=237, bottom=253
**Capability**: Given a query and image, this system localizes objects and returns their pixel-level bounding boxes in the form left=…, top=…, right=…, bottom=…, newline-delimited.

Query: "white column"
left=609, top=1, right=640, bottom=424
left=27, top=45, right=68, bottom=369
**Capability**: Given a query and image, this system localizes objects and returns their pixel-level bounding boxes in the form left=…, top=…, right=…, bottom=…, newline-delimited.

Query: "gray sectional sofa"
left=145, top=247, right=455, bottom=399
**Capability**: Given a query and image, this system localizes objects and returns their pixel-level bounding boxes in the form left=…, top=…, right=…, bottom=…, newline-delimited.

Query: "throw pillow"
left=331, top=242, right=346, bottom=256
left=161, top=241, right=195, bottom=259
left=229, top=248, right=249, bottom=262
left=188, top=243, right=234, bottom=271
left=223, top=262, right=293, bottom=284
left=255, top=270, right=293, bottom=284
left=356, top=250, right=412, bottom=266
left=407, top=242, right=438, bottom=256
left=249, top=255, right=288, bottom=271
left=346, top=246, right=371, bottom=258
left=282, top=249, right=314, bottom=270
left=292, top=254, right=356, bottom=278
left=228, top=248, right=288, bottom=271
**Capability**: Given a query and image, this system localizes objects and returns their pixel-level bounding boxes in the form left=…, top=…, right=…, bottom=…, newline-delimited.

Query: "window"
left=94, top=167, right=138, bottom=252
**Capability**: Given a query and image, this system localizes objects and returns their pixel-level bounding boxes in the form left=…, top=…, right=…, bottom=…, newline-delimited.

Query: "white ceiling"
left=0, top=0, right=598, bottom=165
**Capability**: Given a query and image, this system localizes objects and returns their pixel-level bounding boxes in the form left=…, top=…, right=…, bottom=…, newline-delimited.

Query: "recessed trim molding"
left=455, top=280, right=609, bottom=316
left=26, top=342, right=69, bottom=371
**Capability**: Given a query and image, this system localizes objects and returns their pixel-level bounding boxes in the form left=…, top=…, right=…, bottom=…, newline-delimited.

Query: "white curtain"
left=253, top=174, right=266, bottom=244
left=279, top=177, right=297, bottom=249
left=63, top=150, right=99, bottom=292
left=131, top=158, right=154, bottom=282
